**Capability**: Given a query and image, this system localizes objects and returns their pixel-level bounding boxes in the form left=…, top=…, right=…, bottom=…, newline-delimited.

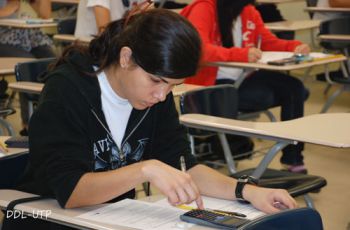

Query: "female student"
left=16, top=9, right=296, bottom=229
left=0, top=0, right=55, bottom=136
left=181, top=0, right=310, bottom=173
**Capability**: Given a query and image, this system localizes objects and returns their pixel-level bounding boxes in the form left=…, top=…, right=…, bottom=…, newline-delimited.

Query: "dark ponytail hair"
left=57, top=9, right=202, bottom=79
left=217, top=0, right=256, bottom=48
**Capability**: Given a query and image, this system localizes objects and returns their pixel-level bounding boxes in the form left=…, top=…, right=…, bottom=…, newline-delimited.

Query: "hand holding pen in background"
left=248, top=34, right=262, bottom=63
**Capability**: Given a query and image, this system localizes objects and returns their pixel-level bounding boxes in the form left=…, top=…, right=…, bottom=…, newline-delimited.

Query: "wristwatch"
left=235, top=175, right=258, bottom=202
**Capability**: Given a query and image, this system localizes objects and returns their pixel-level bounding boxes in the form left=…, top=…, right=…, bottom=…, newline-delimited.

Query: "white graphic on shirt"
left=93, top=136, right=149, bottom=170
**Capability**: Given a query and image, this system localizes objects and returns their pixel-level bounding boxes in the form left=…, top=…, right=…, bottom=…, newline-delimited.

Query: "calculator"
left=180, top=209, right=249, bottom=229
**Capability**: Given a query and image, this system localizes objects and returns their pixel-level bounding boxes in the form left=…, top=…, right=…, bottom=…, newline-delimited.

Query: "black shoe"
left=19, top=128, right=28, bottom=136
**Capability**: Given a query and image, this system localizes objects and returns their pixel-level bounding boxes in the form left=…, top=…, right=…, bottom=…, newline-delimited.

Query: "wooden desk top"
left=0, top=19, right=57, bottom=29
left=172, top=84, right=204, bottom=97
left=180, top=113, right=350, bottom=148
left=52, top=0, right=79, bottom=4
left=319, top=34, right=350, bottom=42
left=257, top=0, right=304, bottom=4
left=0, top=58, right=35, bottom=75
left=265, top=20, right=321, bottom=32
left=305, top=6, right=350, bottom=13
left=53, top=34, right=92, bottom=44
left=212, top=54, right=346, bottom=71
left=9, top=82, right=204, bottom=97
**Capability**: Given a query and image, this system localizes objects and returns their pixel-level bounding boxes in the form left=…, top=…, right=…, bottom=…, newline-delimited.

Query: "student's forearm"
left=188, top=164, right=237, bottom=200
left=0, top=0, right=20, bottom=18
left=93, top=6, right=111, bottom=34
left=30, top=0, right=51, bottom=19
left=329, top=0, right=350, bottom=7
left=188, top=164, right=255, bottom=201
left=65, top=162, right=146, bottom=208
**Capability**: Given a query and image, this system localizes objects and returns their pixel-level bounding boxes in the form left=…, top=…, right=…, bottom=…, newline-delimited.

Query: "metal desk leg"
left=218, top=133, right=236, bottom=175
left=251, top=142, right=290, bottom=179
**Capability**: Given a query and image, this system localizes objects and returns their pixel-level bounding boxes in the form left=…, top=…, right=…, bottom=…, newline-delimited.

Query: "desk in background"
left=52, top=0, right=79, bottom=4
left=319, top=34, right=350, bottom=42
left=257, top=0, right=304, bottom=4
left=53, top=34, right=92, bottom=44
left=265, top=20, right=321, bottom=32
left=305, top=6, right=350, bottom=14
left=0, top=58, right=35, bottom=76
left=180, top=113, right=350, bottom=177
left=0, top=19, right=57, bottom=29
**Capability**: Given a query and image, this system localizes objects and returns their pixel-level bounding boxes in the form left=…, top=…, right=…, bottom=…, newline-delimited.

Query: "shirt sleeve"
left=28, top=76, right=92, bottom=208
left=87, top=0, right=111, bottom=10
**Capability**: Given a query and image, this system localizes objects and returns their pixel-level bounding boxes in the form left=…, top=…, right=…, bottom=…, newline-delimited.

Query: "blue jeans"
left=216, top=70, right=309, bottom=165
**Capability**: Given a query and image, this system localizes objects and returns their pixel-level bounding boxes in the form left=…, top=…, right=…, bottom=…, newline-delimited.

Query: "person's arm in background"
left=0, top=0, right=20, bottom=18
left=181, top=2, right=251, bottom=63
left=93, top=5, right=110, bottom=34
left=251, top=6, right=310, bottom=55
left=329, top=0, right=350, bottom=8
left=29, top=0, right=51, bottom=19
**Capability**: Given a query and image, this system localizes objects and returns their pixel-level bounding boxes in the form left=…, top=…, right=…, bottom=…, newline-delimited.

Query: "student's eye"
left=149, top=76, right=161, bottom=83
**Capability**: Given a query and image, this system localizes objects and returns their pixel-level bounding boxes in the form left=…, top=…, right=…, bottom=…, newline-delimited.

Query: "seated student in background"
left=0, top=0, right=55, bottom=136
left=16, top=9, right=297, bottom=229
left=181, top=0, right=310, bottom=174
left=75, top=0, right=144, bottom=38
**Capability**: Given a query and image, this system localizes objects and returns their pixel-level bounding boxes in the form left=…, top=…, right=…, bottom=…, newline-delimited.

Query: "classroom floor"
left=2, top=68, right=350, bottom=229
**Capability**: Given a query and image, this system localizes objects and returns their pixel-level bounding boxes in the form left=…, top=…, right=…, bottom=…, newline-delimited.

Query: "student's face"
left=120, top=66, right=184, bottom=110
left=107, top=47, right=185, bottom=110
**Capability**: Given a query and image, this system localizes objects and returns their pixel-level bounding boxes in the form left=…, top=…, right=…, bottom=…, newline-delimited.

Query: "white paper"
left=78, top=199, right=193, bottom=230
left=154, top=196, right=265, bottom=220
left=258, top=51, right=330, bottom=64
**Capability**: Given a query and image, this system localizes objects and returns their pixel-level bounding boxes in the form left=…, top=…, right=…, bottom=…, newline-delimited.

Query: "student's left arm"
left=252, top=6, right=308, bottom=53
left=29, top=0, right=51, bottom=19
left=188, top=164, right=297, bottom=214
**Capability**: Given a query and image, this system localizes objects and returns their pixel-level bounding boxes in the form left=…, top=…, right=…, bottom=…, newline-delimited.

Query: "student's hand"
left=294, top=44, right=310, bottom=55
left=243, top=185, right=297, bottom=214
left=141, top=160, right=204, bottom=209
left=248, top=48, right=262, bottom=63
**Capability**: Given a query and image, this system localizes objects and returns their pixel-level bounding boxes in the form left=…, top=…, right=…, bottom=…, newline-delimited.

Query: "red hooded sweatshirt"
left=181, top=0, right=301, bottom=86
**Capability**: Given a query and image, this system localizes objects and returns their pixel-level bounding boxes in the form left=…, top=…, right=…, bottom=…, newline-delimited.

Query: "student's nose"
left=154, top=84, right=171, bottom=102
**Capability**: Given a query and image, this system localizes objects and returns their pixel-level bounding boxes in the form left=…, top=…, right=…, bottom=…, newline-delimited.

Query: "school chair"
left=239, top=207, right=323, bottom=230
left=14, top=58, right=56, bottom=117
left=318, top=17, right=350, bottom=112
left=180, top=85, right=327, bottom=208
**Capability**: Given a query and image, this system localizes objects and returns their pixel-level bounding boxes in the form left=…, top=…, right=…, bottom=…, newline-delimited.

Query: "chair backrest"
left=15, top=58, right=56, bottom=101
left=0, top=153, right=29, bottom=189
left=319, top=17, right=350, bottom=51
left=180, top=84, right=238, bottom=119
left=239, top=207, right=323, bottom=230
left=180, top=84, right=239, bottom=136
left=57, top=17, right=77, bottom=35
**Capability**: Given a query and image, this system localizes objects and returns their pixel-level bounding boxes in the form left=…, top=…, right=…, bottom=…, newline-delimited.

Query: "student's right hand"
left=248, top=48, right=262, bottom=63
left=141, top=159, right=204, bottom=209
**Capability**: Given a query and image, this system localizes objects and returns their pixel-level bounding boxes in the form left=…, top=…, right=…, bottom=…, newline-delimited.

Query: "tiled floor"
left=2, top=69, right=350, bottom=229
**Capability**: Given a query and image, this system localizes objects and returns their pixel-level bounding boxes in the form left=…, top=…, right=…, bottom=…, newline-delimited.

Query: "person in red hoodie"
left=181, top=0, right=310, bottom=173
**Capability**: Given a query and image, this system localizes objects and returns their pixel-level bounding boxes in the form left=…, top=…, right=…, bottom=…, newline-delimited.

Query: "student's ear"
left=119, top=47, right=133, bottom=68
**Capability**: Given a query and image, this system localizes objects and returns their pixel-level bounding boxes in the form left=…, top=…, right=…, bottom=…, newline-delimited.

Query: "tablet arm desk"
left=180, top=113, right=350, bottom=179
